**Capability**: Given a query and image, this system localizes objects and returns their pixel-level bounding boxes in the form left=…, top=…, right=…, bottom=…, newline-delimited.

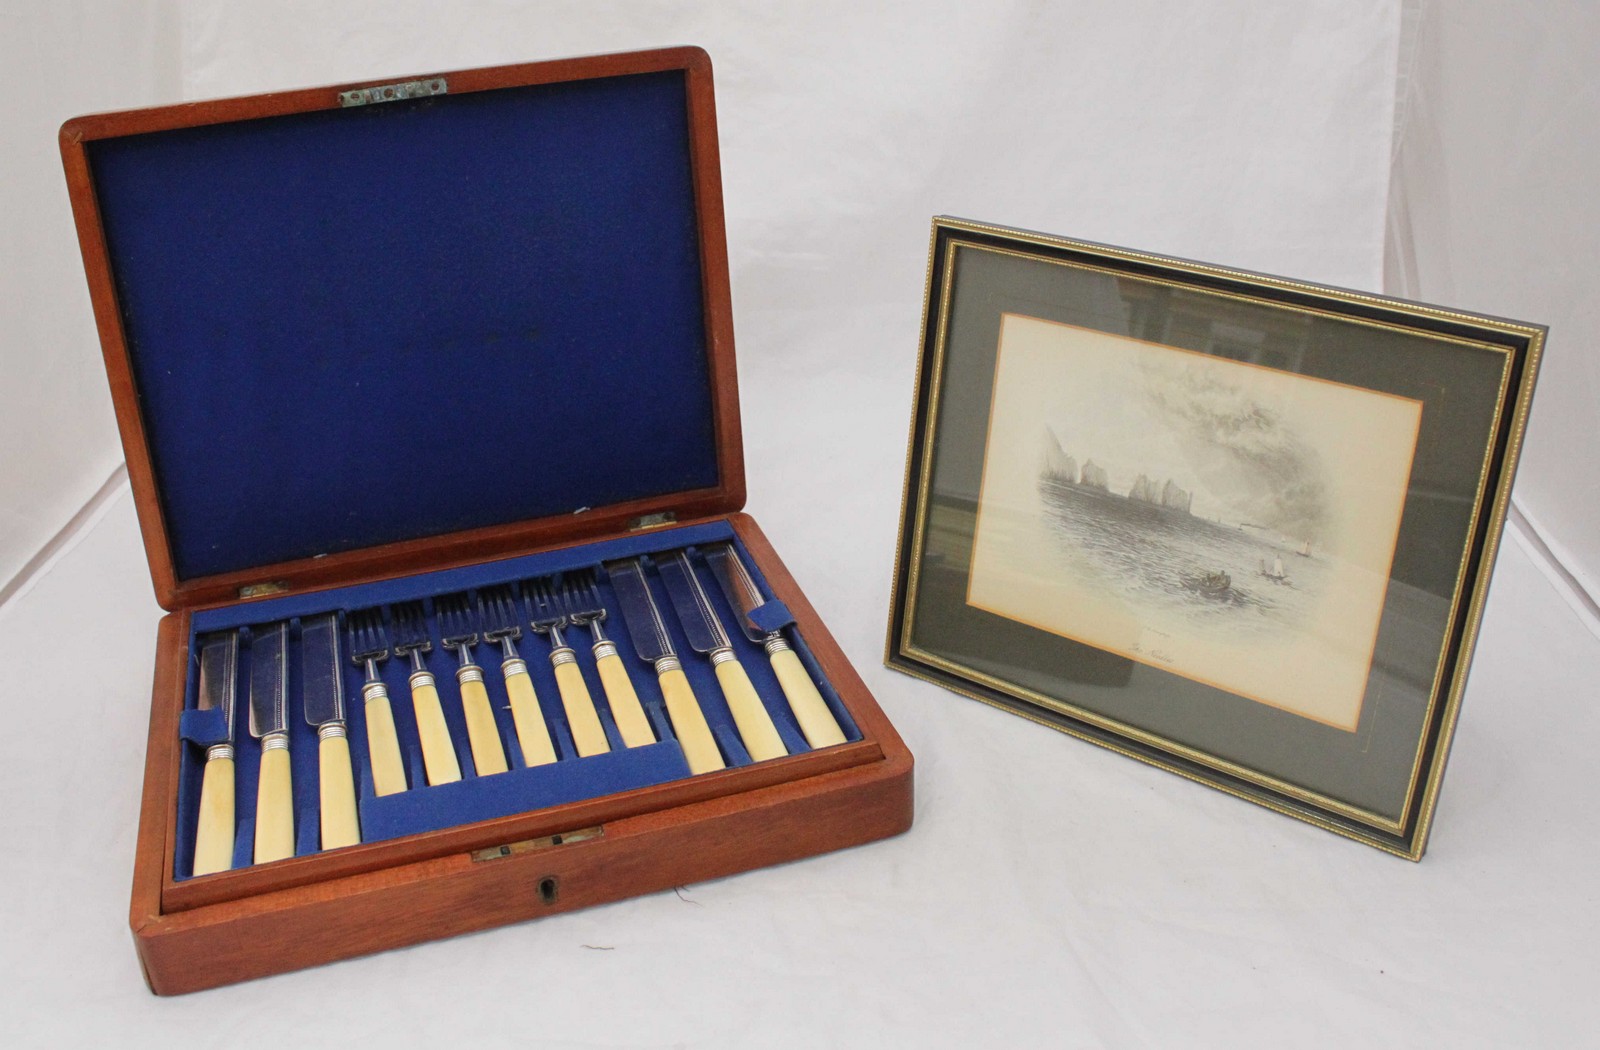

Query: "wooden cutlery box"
left=60, top=46, right=913, bottom=995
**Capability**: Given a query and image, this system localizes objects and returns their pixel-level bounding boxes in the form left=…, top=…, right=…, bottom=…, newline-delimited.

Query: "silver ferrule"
left=501, top=656, right=528, bottom=677
left=317, top=721, right=347, bottom=742
left=409, top=669, right=436, bottom=689
left=362, top=679, right=390, bottom=704
left=549, top=647, right=577, bottom=667
left=204, top=742, right=235, bottom=762
left=261, top=733, right=290, bottom=752
left=709, top=647, right=737, bottom=666
left=653, top=655, right=682, bottom=675
left=457, top=664, right=485, bottom=685
left=592, top=639, right=619, bottom=661
left=763, top=633, right=791, bottom=655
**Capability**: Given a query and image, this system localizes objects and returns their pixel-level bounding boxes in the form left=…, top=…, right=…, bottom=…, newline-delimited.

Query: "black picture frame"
left=886, top=217, right=1544, bottom=859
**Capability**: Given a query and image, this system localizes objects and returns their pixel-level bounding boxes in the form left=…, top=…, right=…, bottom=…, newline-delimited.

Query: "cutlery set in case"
left=180, top=539, right=855, bottom=879
left=61, top=47, right=912, bottom=993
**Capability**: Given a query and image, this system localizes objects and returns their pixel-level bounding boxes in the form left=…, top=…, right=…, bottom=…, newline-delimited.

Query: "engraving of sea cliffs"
left=1028, top=422, right=1334, bottom=649
left=1042, top=427, right=1192, bottom=513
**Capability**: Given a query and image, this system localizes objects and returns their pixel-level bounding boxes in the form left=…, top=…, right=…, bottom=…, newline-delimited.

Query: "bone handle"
left=714, top=656, right=788, bottom=762
left=317, top=731, right=360, bottom=850
left=192, top=750, right=235, bottom=875
left=458, top=672, right=509, bottom=776
left=409, top=672, right=462, bottom=785
left=253, top=740, right=295, bottom=863
left=595, top=645, right=655, bottom=748
left=363, top=684, right=409, bottom=796
left=552, top=652, right=610, bottom=757
left=503, top=661, right=558, bottom=767
left=657, top=666, right=724, bottom=774
left=769, top=648, right=847, bottom=748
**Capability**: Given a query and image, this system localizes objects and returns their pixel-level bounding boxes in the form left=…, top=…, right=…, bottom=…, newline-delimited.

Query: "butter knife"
left=249, top=621, right=295, bottom=864
left=191, top=631, right=238, bottom=876
left=705, top=544, right=846, bottom=749
left=657, top=550, right=787, bottom=763
left=302, top=614, right=360, bottom=851
left=604, top=558, right=725, bottom=774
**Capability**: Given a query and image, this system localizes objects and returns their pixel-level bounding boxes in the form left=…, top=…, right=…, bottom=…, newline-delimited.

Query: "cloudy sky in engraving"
left=1138, top=359, right=1330, bottom=542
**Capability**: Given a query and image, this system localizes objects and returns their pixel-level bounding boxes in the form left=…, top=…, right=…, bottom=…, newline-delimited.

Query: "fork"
left=438, top=593, right=509, bottom=777
left=391, top=601, right=462, bottom=785
left=526, top=578, right=611, bottom=757
left=347, top=609, right=408, bottom=796
left=479, top=585, right=558, bottom=767
left=561, top=570, right=655, bottom=748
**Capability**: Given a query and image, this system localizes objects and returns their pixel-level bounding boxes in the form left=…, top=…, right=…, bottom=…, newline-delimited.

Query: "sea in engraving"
left=968, top=313, right=1424, bottom=727
left=1034, top=473, right=1332, bottom=642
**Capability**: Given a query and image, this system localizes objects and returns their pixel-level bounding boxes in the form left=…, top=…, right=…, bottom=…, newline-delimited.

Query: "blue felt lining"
left=172, top=522, right=862, bottom=880
left=87, top=69, right=717, bottom=581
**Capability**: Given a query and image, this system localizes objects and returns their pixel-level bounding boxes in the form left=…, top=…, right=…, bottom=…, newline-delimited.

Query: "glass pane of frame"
left=888, top=220, right=1543, bottom=857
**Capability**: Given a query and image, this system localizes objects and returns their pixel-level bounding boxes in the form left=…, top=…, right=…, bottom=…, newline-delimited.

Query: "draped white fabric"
left=2, top=2, right=1596, bottom=1046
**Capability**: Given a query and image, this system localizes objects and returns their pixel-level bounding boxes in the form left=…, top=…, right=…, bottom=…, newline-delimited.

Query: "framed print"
left=886, top=217, right=1544, bottom=859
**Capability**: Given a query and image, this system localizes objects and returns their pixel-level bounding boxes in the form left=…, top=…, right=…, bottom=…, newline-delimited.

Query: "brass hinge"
left=470, top=825, right=604, bottom=862
left=238, top=581, right=290, bottom=599
left=339, top=77, right=447, bottom=107
left=627, top=511, right=677, bottom=531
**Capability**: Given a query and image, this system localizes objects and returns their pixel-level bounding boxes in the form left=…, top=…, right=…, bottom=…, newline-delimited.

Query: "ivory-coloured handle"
left=253, top=743, right=295, bottom=864
left=596, top=650, right=655, bottom=748
left=553, top=657, right=610, bottom=757
left=192, top=753, right=235, bottom=876
left=364, top=688, right=408, bottom=796
left=317, top=733, right=360, bottom=850
left=459, top=675, right=509, bottom=776
left=770, top=648, right=847, bottom=749
left=715, top=658, right=787, bottom=762
left=658, top=666, right=724, bottom=775
left=411, top=676, right=462, bottom=785
left=505, top=668, right=558, bottom=767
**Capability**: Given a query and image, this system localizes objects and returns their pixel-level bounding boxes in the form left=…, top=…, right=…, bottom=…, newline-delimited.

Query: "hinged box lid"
left=61, top=48, right=742, bottom=611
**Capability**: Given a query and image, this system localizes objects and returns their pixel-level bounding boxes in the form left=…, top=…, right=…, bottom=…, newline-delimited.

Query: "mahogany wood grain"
left=137, top=742, right=912, bottom=995
left=76, top=47, right=911, bottom=995
left=132, top=515, right=914, bottom=992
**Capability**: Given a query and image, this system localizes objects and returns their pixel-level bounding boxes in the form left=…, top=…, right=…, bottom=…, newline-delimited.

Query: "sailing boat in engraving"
left=967, top=312, right=1425, bottom=730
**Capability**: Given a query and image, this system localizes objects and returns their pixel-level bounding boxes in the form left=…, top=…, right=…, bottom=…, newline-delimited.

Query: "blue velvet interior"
left=87, top=70, right=717, bottom=581
left=172, top=522, right=862, bottom=880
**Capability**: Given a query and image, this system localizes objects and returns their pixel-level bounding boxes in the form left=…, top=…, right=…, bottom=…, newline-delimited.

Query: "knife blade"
left=191, top=631, right=238, bottom=876
left=603, top=558, right=724, bottom=774
left=301, top=614, right=360, bottom=851
left=656, top=550, right=787, bottom=762
left=249, top=621, right=295, bottom=863
left=705, top=544, right=847, bottom=749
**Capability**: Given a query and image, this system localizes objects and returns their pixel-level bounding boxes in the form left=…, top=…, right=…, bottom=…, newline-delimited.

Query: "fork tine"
left=347, top=608, right=389, bottom=662
left=391, top=600, right=431, bottom=651
left=559, top=569, right=602, bottom=618
left=438, top=592, right=477, bottom=645
left=526, top=577, right=558, bottom=621
left=479, top=584, right=521, bottom=640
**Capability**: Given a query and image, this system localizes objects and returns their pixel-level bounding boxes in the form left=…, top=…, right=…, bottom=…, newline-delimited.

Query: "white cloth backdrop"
left=0, top=2, right=178, bottom=596
left=3, top=2, right=1597, bottom=1046
left=1386, top=0, right=1600, bottom=613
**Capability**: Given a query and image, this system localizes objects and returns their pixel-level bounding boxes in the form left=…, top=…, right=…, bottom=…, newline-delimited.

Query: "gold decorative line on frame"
left=888, top=657, right=1421, bottom=860
left=885, top=220, right=947, bottom=667
left=936, top=238, right=1512, bottom=832
left=897, top=238, right=962, bottom=660
left=886, top=217, right=1543, bottom=850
